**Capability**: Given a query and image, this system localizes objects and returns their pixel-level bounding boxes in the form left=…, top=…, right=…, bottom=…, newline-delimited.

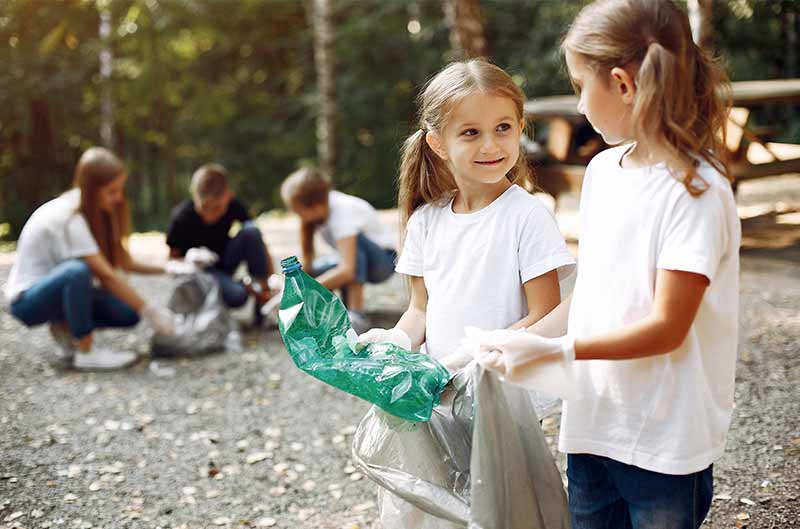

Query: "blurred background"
left=0, top=0, right=798, bottom=241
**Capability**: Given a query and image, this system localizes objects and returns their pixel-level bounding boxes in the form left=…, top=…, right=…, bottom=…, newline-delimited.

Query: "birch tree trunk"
left=687, top=0, right=714, bottom=51
left=312, top=0, right=336, bottom=180
left=98, top=0, right=114, bottom=148
left=443, top=0, right=487, bottom=60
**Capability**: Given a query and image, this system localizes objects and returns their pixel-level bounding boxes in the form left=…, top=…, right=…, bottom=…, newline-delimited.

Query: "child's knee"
left=62, top=259, right=92, bottom=285
left=223, top=287, right=249, bottom=308
left=239, top=222, right=263, bottom=244
left=118, top=308, right=141, bottom=328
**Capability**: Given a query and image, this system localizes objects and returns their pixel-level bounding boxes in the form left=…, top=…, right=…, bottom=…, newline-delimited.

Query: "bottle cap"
left=280, top=256, right=302, bottom=274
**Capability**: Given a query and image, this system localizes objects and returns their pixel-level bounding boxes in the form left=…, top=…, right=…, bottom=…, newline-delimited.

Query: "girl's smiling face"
left=566, top=50, right=635, bottom=146
left=427, top=92, right=524, bottom=191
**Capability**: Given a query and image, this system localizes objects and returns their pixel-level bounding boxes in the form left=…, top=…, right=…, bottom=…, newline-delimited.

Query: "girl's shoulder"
left=681, top=160, right=737, bottom=214
left=585, top=145, right=630, bottom=172
left=409, top=195, right=454, bottom=219
left=504, top=185, right=556, bottom=218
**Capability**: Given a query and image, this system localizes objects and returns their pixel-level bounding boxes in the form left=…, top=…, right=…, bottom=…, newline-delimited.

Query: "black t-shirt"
left=166, top=197, right=250, bottom=257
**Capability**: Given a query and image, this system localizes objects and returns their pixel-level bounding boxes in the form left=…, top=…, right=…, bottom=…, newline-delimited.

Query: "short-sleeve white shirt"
left=319, top=191, right=396, bottom=251
left=395, top=184, right=575, bottom=359
left=5, top=189, right=99, bottom=302
left=559, top=146, right=741, bottom=475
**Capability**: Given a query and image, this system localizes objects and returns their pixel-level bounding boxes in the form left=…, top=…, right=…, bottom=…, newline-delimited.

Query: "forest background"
left=1, top=0, right=798, bottom=240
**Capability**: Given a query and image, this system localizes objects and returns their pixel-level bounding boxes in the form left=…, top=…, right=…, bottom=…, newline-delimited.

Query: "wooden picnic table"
left=524, top=78, right=800, bottom=198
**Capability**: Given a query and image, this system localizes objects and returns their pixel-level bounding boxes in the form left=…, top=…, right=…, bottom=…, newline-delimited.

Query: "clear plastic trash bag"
left=352, top=362, right=571, bottom=529
left=151, top=271, right=241, bottom=357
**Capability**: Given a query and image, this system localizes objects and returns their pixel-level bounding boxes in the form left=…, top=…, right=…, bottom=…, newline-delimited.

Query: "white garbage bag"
left=352, top=363, right=571, bottom=529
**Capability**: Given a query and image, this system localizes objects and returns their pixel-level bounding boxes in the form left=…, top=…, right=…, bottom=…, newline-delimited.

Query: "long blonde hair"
left=73, top=147, right=131, bottom=267
left=563, top=0, right=731, bottom=195
left=398, top=59, right=533, bottom=230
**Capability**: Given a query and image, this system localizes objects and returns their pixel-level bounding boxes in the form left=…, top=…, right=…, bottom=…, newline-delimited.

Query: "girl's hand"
left=355, top=327, right=412, bottom=351
left=142, top=303, right=177, bottom=336
left=474, top=349, right=507, bottom=375
left=164, top=259, right=197, bottom=275
left=439, top=341, right=478, bottom=373
left=185, top=247, right=219, bottom=267
left=475, top=329, right=575, bottom=375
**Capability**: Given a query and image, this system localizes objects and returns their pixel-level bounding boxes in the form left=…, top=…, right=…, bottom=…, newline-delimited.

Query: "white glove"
left=142, top=302, right=177, bottom=336
left=184, top=247, right=219, bottom=267
left=355, top=327, right=412, bottom=351
left=461, top=327, right=582, bottom=401
left=438, top=342, right=475, bottom=373
left=475, top=329, right=575, bottom=376
left=267, top=274, right=283, bottom=292
left=164, top=259, right=197, bottom=275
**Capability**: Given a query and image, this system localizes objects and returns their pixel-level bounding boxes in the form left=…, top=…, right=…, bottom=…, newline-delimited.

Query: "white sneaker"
left=72, top=348, right=138, bottom=371
left=48, top=323, right=76, bottom=368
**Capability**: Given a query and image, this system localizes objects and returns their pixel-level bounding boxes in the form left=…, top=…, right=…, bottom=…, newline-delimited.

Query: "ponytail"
left=634, top=40, right=730, bottom=195
left=397, top=129, right=455, bottom=232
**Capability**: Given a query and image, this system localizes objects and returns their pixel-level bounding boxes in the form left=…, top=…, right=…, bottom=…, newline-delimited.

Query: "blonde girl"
left=476, top=1, right=740, bottom=528
left=357, top=59, right=575, bottom=527
left=7, top=147, right=174, bottom=370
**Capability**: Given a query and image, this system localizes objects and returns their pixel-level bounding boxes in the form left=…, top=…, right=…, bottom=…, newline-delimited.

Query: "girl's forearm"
left=100, top=274, right=146, bottom=312
left=574, top=315, right=686, bottom=361
left=127, top=260, right=164, bottom=275
left=574, top=269, right=707, bottom=361
left=395, top=306, right=426, bottom=350
left=525, top=295, right=571, bottom=337
left=317, top=265, right=354, bottom=290
left=509, top=296, right=561, bottom=330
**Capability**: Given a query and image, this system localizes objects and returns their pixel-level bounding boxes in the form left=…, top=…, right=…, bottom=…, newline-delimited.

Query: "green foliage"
left=0, top=0, right=797, bottom=237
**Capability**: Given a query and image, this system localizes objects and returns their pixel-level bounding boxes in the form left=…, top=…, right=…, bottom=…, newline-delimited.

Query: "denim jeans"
left=10, top=259, right=139, bottom=339
left=208, top=221, right=268, bottom=308
left=567, top=454, right=714, bottom=529
left=312, top=233, right=397, bottom=284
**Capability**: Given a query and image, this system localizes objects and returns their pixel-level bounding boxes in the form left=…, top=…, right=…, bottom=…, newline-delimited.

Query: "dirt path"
left=1, top=175, right=799, bottom=528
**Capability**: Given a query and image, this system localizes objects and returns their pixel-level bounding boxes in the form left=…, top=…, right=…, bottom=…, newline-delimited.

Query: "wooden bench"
left=524, top=78, right=800, bottom=199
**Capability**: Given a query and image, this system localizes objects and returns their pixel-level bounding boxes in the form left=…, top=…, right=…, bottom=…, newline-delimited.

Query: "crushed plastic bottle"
left=277, top=256, right=449, bottom=422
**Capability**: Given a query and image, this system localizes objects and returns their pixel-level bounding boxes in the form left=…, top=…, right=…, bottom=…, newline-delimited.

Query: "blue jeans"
left=312, top=234, right=396, bottom=285
left=567, top=454, right=713, bottom=529
left=208, top=221, right=268, bottom=308
left=10, top=259, right=139, bottom=339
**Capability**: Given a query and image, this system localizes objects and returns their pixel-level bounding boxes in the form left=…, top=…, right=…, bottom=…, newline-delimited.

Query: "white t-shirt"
left=396, top=184, right=575, bottom=360
left=5, top=189, right=99, bottom=302
left=319, top=190, right=396, bottom=251
left=559, top=146, right=741, bottom=475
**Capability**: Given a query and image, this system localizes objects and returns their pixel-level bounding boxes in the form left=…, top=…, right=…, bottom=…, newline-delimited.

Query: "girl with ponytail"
left=475, top=2, right=740, bottom=528
left=356, top=57, right=576, bottom=529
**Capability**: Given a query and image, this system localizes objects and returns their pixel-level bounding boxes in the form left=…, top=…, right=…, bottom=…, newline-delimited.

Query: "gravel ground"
left=1, top=176, right=799, bottom=529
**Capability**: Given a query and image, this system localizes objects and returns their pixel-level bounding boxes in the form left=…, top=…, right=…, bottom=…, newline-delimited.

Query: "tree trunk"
left=687, top=0, right=714, bottom=51
left=26, top=99, right=67, bottom=195
left=443, top=0, right=487, bottom=60
left=98, top=1, right=114, bottom=148
left=312, top=0, right=336, bottom=181
left=784, top=2, right=797, bottom=78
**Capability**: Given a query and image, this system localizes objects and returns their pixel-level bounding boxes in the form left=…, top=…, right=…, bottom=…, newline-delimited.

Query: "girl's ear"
left=425, top=131, right=449, bottom=160
left=610, top=66, right=636, bottom=105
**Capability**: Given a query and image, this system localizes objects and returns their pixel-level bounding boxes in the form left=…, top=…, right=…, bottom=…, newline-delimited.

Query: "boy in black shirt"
left=166, top=164, right=273, bottom=324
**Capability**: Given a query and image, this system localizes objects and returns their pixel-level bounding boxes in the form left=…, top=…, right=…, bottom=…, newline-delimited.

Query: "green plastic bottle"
left=278, top=256, right=450, bottom=422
